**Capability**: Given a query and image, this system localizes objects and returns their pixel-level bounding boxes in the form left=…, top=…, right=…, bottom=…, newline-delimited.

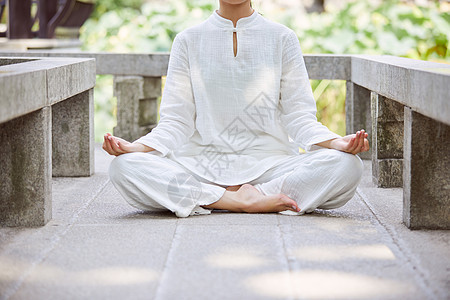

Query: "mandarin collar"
left=208, top=9, right=260, bottom=31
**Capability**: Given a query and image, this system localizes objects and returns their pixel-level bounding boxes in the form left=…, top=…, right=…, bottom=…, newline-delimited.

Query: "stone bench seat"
left=0, top=57, right=95, bottom=226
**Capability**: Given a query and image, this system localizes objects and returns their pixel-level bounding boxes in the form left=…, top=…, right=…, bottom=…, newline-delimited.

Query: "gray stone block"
left=0, top=58, right=37, bottom=66
left=351, top=55, right=450, bottom=126
left=44, top=58, right=96, bottom=105
left=52, top=89, right=94, bottom=177
left=304, top=54, right=351, bottom=80
left=0, top=107, right=52, bottom=226
left=0, top=52, right=171, bottom=76
left=403, top=108, right=450, bottom=229
left=371, top=92, right=403, bottom=187
left=142, top=76, right=162, bottom=98
left=138, top=98, right=158, bottom=127
left=345, top=82, right=372, bottom=159
left=372, top=159, right=403, bottom=188
left=113, top=76, right=160, bottom=142
left=0, top=61, right=47, bottom=123
left=375, top=122, right=404, bottom=159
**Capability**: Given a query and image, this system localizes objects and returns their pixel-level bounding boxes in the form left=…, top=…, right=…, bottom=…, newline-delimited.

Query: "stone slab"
left=304, top=54, right=351, bottom=80
left=52, top=174, right=110, bottom=222
left=278, top=196, right=429, bottom=299
left=155, top=224, right=291, bottom=300
left=52, top=89, right=94, bottom=177
left=0, top=52, right=170, bottom=76
left=357, top=160, right=450, bottom=299
left=44, top=58, right=96, bottom=105
left=371, top=92, right=404, bottom=188
left=351, top=55, right=450, bottom=126
left=9, top=224, right=176, bottom=300
left=75, top=182, right=177, bottom=225
left=0, top=60, right=46, bottom=124
left=0, top=56, right=96, bottom=123
left=345, top=82, right=372, bottom=159
left=372, top=158, right=403, bottom=188
left=403, top=108, right=450, bottom=229
left=1, top=170, right=116, bottom=298
left=0, top=58, right=37, bottom=66
left=0, top=107, right=52, bottom=226
left=113, top=76, right=143, bottom=142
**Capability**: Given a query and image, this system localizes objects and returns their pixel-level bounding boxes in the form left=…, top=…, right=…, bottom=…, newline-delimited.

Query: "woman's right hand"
left=102, top=133, right=155, bottom=156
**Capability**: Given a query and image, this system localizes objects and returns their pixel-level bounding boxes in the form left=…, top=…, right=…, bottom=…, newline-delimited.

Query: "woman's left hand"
left=328, top=129, right=370, bottom=155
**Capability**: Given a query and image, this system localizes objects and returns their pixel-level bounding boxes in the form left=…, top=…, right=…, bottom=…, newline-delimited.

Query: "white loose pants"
left=108, top=148, right=364, bottom=218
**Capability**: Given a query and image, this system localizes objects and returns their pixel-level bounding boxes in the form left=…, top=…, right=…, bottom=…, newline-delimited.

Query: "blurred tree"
left=304, top=0, right=325, bottom=13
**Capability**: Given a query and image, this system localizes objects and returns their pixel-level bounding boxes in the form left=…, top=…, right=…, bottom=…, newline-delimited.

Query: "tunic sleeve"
left=134, top=32, right=196, bottom=156
left=279, top=30, right=341, bottom=152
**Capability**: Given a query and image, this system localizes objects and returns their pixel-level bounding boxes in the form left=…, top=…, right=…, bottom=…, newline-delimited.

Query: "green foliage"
left=81, top=0, right=449, bottom=141
left=286, top=0, right=449, bottom=62
left=80, top=0, right=216, bottom=52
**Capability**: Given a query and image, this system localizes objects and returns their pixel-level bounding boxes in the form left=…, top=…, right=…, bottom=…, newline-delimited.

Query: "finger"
left=347, top=132, right=358, bottom=152
left=109, top=136, right=126, bottom=154
left=355, top=129, right=365, bottom=153
left=103, top=134, right=117, bottom=155
left=363, top=138, right=370, bottom=152
left=350, top=131, right=362, bottom=154
left=362, top=133, right=369, bottom=151
left=107, top=137, right=121, bottom=156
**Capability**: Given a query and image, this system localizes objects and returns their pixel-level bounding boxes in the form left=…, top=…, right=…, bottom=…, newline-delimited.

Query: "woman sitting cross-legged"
left=103, top=0, right=369, bottom=218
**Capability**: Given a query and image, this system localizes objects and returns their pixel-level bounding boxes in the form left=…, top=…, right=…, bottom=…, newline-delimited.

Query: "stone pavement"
left=0, top=144, right=448, bottom=300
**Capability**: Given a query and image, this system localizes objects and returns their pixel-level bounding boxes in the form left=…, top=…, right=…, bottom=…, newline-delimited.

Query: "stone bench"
left=0, top=57, right=95, bottom=226
left=346, top=55, right=450, bottom=229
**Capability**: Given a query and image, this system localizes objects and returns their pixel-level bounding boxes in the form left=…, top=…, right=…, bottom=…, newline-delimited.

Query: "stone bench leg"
left=345, top=82, right=372, bottom=159
left=371, top=92, right=404, bottom=187
left=52, top=89, right=94, bottom=177
left=113, top=76, right=160, bottom=142
left=403, top=107, right=450, bottom=229
left=0, top=107, right=52, bottom=226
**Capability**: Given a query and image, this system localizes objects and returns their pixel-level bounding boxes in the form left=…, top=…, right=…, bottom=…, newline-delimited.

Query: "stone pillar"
left=345, top=81, right=372, bottom=159
left=0, top=107, right=52, bottom=226
left=52, top=89, right=94, bottom=177
left=113, top=76, right=160, bottom=142
left=371, top=92, right=404, bottom=188
left=403, top=108, right=450, bottom=229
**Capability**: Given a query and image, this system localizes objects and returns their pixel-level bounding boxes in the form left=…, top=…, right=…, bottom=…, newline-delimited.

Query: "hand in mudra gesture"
left=102, top=133, right=154, bottom=156
left=330, top=129, right=370, bottom=155
left=315, top=129, right=370, bottom=155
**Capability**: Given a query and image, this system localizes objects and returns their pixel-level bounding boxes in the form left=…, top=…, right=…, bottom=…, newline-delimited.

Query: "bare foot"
left=202, top=184, right=300, bottom=213
left=225, top=185, right=242, bottom=192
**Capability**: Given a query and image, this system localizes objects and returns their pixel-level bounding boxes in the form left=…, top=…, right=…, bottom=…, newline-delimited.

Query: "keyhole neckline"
left=209, top=9, right=260, bottom=31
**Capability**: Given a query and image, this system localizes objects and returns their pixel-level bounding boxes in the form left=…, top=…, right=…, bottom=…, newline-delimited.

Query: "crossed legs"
left=249, top=148, right=364, bottom=214
left=108, top=148, right=363, bottom=217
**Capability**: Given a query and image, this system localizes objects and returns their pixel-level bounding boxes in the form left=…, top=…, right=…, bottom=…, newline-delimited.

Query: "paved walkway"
left=0, top=145, right=448, bottom=299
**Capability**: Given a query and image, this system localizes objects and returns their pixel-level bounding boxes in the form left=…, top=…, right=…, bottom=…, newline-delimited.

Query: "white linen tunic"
left=134, top=9, right=341, bottom=186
